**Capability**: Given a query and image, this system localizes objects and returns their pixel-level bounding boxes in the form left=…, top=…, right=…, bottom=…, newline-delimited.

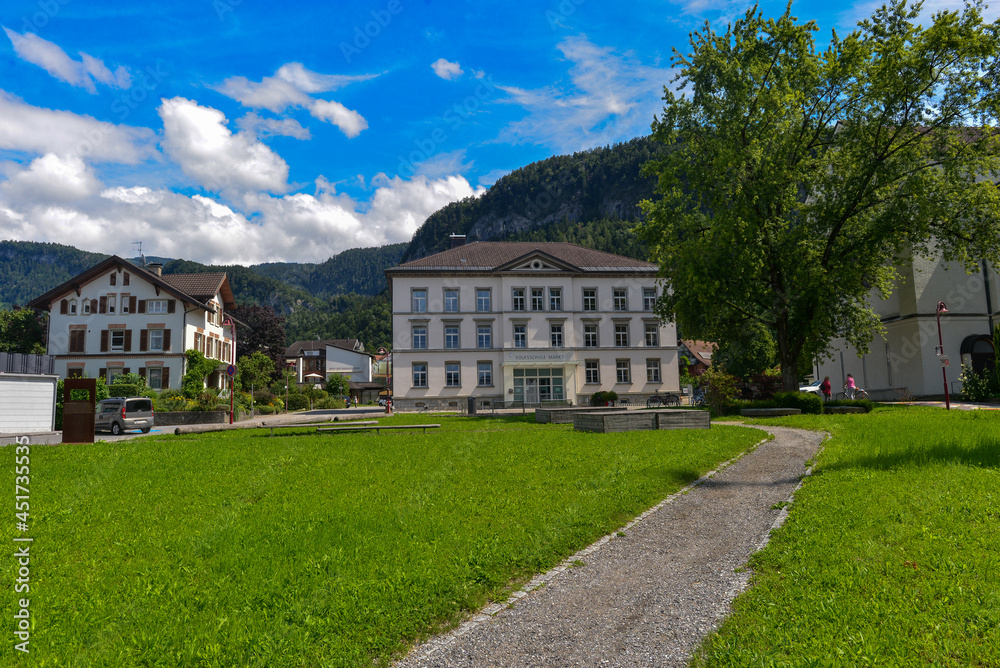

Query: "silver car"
left=95, top=397, right=155, bottom=435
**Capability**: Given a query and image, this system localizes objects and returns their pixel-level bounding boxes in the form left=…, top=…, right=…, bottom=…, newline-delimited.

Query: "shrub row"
left=714, top=393, right=874, bottom=417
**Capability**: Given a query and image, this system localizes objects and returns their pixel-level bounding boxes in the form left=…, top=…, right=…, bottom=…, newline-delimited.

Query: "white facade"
left=815, top=252, right=999, bottom=398
left=325, top=344, right=373, bottom=383
left=387, top=243, right=679, bottom=410
left=28, top=257, right=236, bottom=390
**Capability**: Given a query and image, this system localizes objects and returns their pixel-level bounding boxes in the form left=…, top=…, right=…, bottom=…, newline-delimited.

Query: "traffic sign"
left=227, top=364, right=237, bottom=377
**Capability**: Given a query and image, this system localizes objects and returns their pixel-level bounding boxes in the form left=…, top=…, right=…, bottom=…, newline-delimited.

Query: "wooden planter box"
left=573, top=409, right=710, bottom=433
left=535, top=406, right=627, bottom=424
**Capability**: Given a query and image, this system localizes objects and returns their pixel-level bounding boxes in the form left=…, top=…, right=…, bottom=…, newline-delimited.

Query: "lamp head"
left=937, top=301, right=948, bottom=314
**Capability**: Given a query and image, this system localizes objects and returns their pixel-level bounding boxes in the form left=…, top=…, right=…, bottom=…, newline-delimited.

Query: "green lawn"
left=696, top=406, right=1000, bottom=667
left=3, top=414, right=761, bottom=667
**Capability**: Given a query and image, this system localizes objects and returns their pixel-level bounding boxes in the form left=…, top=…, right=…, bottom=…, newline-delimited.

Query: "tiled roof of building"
left=388, top=242, right=657, bottom=272
left=159, top=273, right=227, bottom=300
left=681, top=340, right=715, bottom=366
left=285, top=339, right=364, bottom=356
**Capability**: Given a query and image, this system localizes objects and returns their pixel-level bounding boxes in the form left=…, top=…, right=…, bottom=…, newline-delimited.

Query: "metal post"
left=937, top=301, right=950, bottom=410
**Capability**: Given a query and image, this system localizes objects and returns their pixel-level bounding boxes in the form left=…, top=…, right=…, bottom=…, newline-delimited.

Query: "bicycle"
left=647, top=389, right=681, bottom=408
left=691, top=390, right=707, bottom=408
left=836, top=387, right=870, bottom=401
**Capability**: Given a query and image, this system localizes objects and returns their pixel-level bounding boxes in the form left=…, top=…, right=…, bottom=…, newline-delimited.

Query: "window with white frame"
left=478, top=361, right=493, bottom=387
left=549, top=288, right=562, bottom=311
left=445, top=325, right=460, bottom=349
left=646, top=359, right=661, bottom=382
left=412, top=363, right=428, bottom=387
left=444, top=289, right=459, bottom=313
left=83, top=300, right=91, bottom=314
left=613, top=288, right=628, bottom=311
left=121, top=294, right=130, bottom=313
left=445, top=362, right=461, bottom=387
left=110, top=330, right=125, bottom=351
left=614, top=323, right=629, bottom=347
left=583, top=288, right=597, bottom=312
left=476, top=289, right=491, bottom=312
left=585, top=360, right=600, bottom=384
left=643, top=287, right=657, bottom=311
left=512, top=288, right=525, bottom=311
left=147, top=300, right=168, bottom=314
left=531, top=288, right=544, bottom=311
left=147, top=367, right=163, bottom=390
left=645, top=323, right=659, bottom=347
left=149, top=329, right=164, bottom=351
left=616, top=359, right=631, bottom=383
left=69, top=299, right=77, bottom=314
left=411, top=289, right=427, bottom=313
left=584, top=323, right=598, bottom=348
left=513, top=324, right=526, bottom=348
left=107, top=293, right=116, bottom=313
left=550, top=324, right=563, bottom=347
left=477, top=324, right=492, bottom=348
left=412, top=325, right=427, bottom=349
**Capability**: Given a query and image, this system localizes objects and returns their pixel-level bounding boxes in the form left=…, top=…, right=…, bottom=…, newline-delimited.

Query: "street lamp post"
left=936, top=301, right=950, bottom=410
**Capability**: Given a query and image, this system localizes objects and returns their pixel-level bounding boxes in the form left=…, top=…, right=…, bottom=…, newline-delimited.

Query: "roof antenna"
left=132, top=241, right=146, bottom=267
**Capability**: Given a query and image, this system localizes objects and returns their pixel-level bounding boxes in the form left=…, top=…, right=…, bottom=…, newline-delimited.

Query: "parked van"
left=95, top=397, right=154, bottom=435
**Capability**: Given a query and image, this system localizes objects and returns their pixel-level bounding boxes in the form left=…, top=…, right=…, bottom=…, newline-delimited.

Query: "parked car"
left=95, top=396, right=154, bottom=435
left=799, top=379, right=823, bottom=396
left=378, top=398, right=388, bottom=407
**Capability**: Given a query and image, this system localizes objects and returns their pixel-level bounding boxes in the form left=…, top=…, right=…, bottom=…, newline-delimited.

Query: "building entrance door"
left=525, top=378, right=539, bottom=404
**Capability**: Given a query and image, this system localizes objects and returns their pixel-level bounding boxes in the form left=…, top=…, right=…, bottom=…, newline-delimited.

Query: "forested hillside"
left=401, top=136, right=664, bottom=262
left=253, top=243, right=406, bottom=298
left=0, top=241, right=108, bottom=309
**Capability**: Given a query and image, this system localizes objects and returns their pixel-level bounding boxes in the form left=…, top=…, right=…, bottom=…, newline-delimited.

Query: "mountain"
left=252, top=243, right=406, bottom=299
left=400, top=136, right=664, bottom=262
left=0, top=241, right=108, bottom=309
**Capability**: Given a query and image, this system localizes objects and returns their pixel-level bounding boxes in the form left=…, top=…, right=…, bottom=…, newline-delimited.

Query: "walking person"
left=844, top=374, right=856, bottom=400
left=820, top=376, right=831, bottom=402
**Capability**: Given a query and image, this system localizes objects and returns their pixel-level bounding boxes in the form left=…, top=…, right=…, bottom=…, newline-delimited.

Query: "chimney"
left=449, top=234, right=467, bottom=249
left=148, top=263, right=162, bottom=276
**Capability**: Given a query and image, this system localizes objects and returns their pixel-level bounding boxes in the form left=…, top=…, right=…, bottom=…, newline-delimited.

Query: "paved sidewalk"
left=397, top=425, right=825, bottom=668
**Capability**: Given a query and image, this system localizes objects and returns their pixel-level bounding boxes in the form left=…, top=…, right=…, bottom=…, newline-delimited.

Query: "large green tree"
left=0, top=308, right=46, bottom=354
left=640, top=0, right=1000, bottom=390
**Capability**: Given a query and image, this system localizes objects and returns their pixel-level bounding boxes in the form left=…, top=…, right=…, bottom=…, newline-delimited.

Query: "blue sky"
left=0, top=0, right=991, bottom=265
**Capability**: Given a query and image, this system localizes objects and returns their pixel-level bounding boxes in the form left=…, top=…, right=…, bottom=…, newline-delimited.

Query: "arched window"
left=960, top=335, right=996, bottom=375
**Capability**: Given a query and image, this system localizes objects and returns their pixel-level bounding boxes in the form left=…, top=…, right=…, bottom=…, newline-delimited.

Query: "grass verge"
left=3, top=414, right=760, bottom=667
left=696, top=406, right=1000, bottom=667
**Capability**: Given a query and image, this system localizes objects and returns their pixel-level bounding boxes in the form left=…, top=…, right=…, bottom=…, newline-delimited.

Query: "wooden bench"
left=317, top=423, right=441, bottom=435
left=268, top=421, right=377, bottom=436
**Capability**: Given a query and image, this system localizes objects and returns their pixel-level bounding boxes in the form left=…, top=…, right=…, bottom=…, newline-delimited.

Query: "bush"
left=824, top=399, right=875, bottom=413
left=314, top=397, right=347, bottom=410
left=193, top=391, right=220, bottom=411
left=154, top=389, right=189, bottom=412
left=702, top=367, right=740, bottom=413
left=286, top=394, right=310, bottom=411
left=255, top=404, right=278, bottom=415
left=107, top=383, right=143, bottom=398
left=773, top=391, right=823, bottom=414
left=959, top=365, right=996, bottom=402
left=589, top=391, right=619, bottom=406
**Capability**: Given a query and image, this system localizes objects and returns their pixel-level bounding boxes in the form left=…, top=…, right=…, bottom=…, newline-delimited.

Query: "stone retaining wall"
left=535, top=406, right=627, bottom=424
left=155, top=410, right=228, bottom=426
left=573, top=409, right=711, bottom=433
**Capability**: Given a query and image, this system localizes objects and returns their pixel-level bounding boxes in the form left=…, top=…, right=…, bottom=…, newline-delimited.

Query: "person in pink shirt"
left=844, top=374, right=856, bottom=399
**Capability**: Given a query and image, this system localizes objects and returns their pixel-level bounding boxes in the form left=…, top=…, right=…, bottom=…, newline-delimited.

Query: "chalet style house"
left=27, top=256, right=237, bottom=390
left=385, top=240, right=679, bottom=410
left=285, top=338, right=382, bottom=402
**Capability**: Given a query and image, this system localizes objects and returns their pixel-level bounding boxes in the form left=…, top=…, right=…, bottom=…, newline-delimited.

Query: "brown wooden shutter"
left=163, top=329, right=171, bottom=351
left=129, top=296, right=137, bottom=313
left=161, top=367, right=170, bottom=389
left=110, top=273, right=116, bottom=286
left=140, top=329, right=148, bottom=351
left=138, top=367, right=146, bottom=380
left=99, top=368, right=107, bottom=380
left=167, top=300, right=176, bottom=313
left=99, top=296, right=107, bottom=314
left=123, top=330, right=132, bottom=352
left=123, top=367, right=130, bottom=375
left=91, top=299, right=98, bottom=313
left=100, top=330, right=109, bottom=352
left=123, top=273, right=130, bottom=286
left=60, top=299, right=68, bottom=314
left=137, top=300, right=146, bottom=313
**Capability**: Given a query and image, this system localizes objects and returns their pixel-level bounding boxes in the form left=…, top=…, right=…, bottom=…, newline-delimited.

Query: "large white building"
left=385, top=241, right=679, bottom=410
left=27, top=256, right=237, bottom=390
left=815, top=252, right=998, bottom=399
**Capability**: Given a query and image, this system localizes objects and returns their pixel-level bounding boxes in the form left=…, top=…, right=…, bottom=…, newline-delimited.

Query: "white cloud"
left=308, top=100, right=368, bottom=138
left=1, top=153, right=101, bottom=202
left=3, top=28, right=130, bottom=93
left=0, top=91, right=157, bottom=163
left=414, top=149, right=473, bottom=179
left=158, top=96, right=290, bottom=196
left=496, top=35, right=673, bottom=153
left=236, top=112, right=311, bottom=140
left=215, top=63, right=374, bottom=137
left=431, top=58, right=464, bottom=80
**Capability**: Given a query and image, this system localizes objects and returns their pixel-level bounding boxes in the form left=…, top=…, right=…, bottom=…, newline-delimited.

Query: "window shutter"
left=60, top=299, right=68, bottom=314
left=123, top=367, right=130, bottom=375
left=138, top=367, right=146, bottom=380
left=137, top=300, right=146, bottom=314
left=99, top=368, right=107, bottom=380
left=167, top=300, right=176, bottom=313
left=99, top=296, right=107, bottom=314
left=110, top=273, right=116, bottom=286
left=100, top=330, right=109, bottom=352
left=123, top=273, right=130, bottom=286
left=140, top=329, right=148, bottom=352
left=161, top=367, right=170, bottom=389
left=124, top=330, right=132, bottom=352
left=129, top=296, right=137, bottom=313
left=91, top=299, right=98, bottom=313
left=163, top=329, right=171, bottom=351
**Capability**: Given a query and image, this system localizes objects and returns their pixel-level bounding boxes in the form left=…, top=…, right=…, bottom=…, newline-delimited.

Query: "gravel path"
left=396, top=425, right=825, bottom=668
